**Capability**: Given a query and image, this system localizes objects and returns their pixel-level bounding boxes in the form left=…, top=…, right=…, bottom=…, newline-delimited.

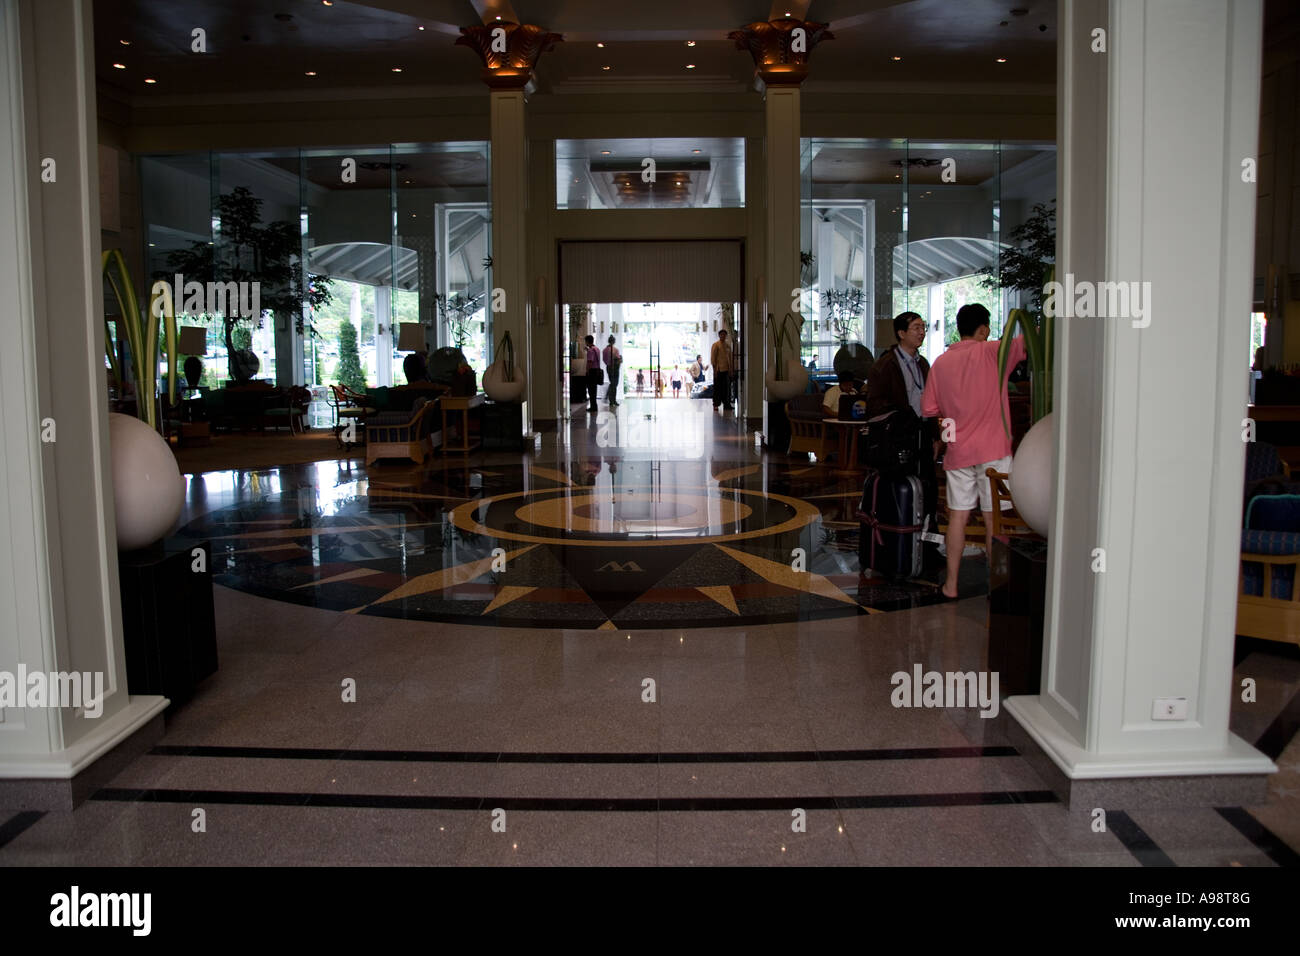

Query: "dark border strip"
left=148, top=744, right=1020, bottom=764
left=91, top=787, right=1057, bottom=812
left=1215, top=807, right=1300, bottom=867
left=1107, top=810, right=1176, bottom=867
left=0, top=811, right=46, bottom=850
left=1252, top=685, right=1300, bottom=761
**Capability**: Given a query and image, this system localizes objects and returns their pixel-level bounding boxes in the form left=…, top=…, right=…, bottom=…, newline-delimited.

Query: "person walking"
left=920, top=303, right=1025, bottom=598
left=670, top=365, right=683, bottom=397
left=583, top=334, right=600, bottom=412
left=710, top=328, right=735, bottom=410
left=602, top=335, right=622, bottom=407
left=636, top=368, right=645, bottom=394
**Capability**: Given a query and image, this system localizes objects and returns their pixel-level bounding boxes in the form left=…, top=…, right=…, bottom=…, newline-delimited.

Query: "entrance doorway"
left=557, top=240, right=745, bottom=417
left=561, top=301, right=739, bottom=407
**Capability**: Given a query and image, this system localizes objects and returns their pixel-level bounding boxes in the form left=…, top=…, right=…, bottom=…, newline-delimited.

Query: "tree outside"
left=337, top=322, right=366, bottom=392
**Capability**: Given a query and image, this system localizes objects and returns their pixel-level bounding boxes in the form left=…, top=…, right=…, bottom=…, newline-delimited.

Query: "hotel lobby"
left=1, top=0, right=1298, bottom=875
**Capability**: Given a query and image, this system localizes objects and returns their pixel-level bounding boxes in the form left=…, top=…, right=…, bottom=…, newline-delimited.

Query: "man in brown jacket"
left=865, top=312, right=930, bottom=420
left=865, top=311, right=939, bottom=515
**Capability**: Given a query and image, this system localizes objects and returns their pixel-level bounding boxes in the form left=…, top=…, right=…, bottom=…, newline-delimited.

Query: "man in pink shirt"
left=921, top=303, right=1026, bottom=598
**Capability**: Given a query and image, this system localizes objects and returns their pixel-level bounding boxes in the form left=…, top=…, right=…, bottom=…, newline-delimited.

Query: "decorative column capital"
left=728, top=19, right=833, bottom=86
left=455, top=22, right=564, bottom=90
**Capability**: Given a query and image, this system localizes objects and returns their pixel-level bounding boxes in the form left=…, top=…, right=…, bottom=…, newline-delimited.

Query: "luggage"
left=857, top=467, right=925, bottom=579
left=858, top=408, right=921, bottom=473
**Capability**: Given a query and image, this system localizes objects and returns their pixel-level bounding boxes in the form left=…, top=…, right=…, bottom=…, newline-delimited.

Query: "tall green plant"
left=771, top=312, right=800, bottom=378
left=497, top=330, right=516, bottom=382
left=996, top=267, right=1056, bottom=436
left=103, top=249, right=177, bottom=430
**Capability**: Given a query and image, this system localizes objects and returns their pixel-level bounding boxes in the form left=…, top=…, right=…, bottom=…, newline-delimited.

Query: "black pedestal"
left=482, top=399, right=528, bottom=451
left=764, top=399, right=791, bottom=453
left=987, top=534, right=1048, bottom=697
left=118, top=538, right=218, bottom=705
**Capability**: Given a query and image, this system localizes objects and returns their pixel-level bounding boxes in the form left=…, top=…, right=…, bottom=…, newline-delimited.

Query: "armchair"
left=364, top=398, right=439, bottom=465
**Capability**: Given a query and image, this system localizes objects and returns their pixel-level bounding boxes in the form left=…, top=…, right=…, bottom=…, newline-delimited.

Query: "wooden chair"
left=985, top=468, right=1034, bottom=537
left=1237, top=537, right=1300, bottom=648
left=785, top=394, right=833, bottom=459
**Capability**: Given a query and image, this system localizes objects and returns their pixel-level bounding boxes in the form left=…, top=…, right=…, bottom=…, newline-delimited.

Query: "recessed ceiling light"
left=692, top=149, right=701, bottom=154
left=996, top=57, right=1007, bottom=63
left=322, top=1, right=333, bottom=5
left=600, top=150, right=611, bottom=155
left=686, top=64, right=695, bottom=69
left=119, top=39, right=131, bottom=46
left=596, top=42, right=604, bottom=48
left=404, top=179, right=411, bottom=184
left=686, top=40, right=696, bottom=47
left=418, top=26, right=424, bottom=31
left=148, top=242, right=155, bottom=246
left=602, top=65, right=611, bottom=70
left=891, top=56, right=902, bottom=61
left=305, top=71, right=316, bottom=76
left=144, top=77, right=156, bottom=83
left=392, top=67, right=403, bottom=72
left=495, top=15, right=501, bottom=19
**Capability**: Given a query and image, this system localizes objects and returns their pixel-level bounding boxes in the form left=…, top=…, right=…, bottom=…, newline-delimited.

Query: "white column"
left=764, top=83, right=802, bottom=411
left=925, top=283, right=944, bottom=363
left=1006, top=0, right=1271, bottom=786
left=272, top=315, right=301, bottom=387
left=490, top=88, right=530, bottom=429
left=375, top=285, right=392, bottom=387
left=0, top=0, right=165, bottom=780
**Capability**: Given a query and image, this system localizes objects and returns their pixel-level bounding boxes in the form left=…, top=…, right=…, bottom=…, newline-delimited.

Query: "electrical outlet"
left=1152, top=697, right=1188, bottom=720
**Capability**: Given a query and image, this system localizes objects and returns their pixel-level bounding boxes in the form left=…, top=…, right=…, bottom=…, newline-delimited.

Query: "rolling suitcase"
left=857, top=467, right=925, bottom=579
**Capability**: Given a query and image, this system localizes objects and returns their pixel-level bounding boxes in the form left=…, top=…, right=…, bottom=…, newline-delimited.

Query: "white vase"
left=109, top=412, right=185, bottom=551
left=483, top=360, right=526, bottom=402
left=1009, top=412, right=1054, bottom=536
left=765, top=358, right=809, bottom=401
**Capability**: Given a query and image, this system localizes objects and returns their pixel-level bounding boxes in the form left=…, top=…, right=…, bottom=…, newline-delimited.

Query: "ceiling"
left=92, top=0, right=1057, bottom=98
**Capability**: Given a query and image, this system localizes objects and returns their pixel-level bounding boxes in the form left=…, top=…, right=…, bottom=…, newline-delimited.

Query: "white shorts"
left=945, top=456, right=1013, bottom=512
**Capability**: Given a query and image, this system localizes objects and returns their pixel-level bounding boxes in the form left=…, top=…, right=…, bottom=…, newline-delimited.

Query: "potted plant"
left=436, top=291, right=482, bottom=353
left=103, top=249, right=179, bottom=429
left=965, top=201, right=1059, bottom=534
left=101, top=250, right=186, bottom=550
left=822, top=286, right=871, bottom=379
left=484, top=329, right=526, bottom=402
left=765, top=312, right=808, bottom=400
left=163, top=186, right=333, bottom=384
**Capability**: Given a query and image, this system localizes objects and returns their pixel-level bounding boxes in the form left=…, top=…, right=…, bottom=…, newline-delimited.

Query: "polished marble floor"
left=2, top=399, right=1296, bottom=866
left=171, top=399, right=979, bottom=630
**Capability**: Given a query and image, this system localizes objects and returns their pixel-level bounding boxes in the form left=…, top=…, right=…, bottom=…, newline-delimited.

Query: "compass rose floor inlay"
left=173, top=410, right=986, bottom=630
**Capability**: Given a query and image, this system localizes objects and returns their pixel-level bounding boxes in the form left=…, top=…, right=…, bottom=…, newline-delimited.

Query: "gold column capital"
left=455, top=22, right=564, bottom=90
left=728, top=18, right=833, bottom=86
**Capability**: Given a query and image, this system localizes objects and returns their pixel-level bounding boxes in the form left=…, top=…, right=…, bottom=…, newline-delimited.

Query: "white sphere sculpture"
left=483, top=360, right=526, bottom=402
left=1009, top=412, right=1054, bottom=536
left=109, top=412, right=185, bottom=550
